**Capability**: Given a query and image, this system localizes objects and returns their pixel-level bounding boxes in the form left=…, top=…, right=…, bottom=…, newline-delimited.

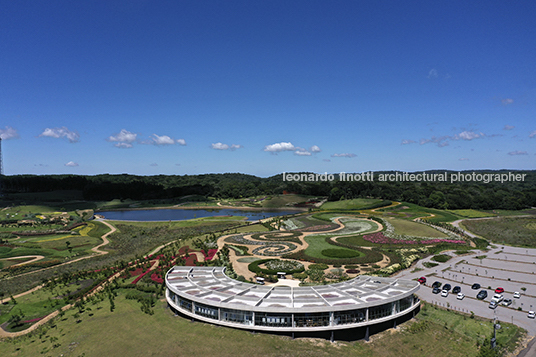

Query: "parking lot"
left=394, top=244, right=536, bottom=337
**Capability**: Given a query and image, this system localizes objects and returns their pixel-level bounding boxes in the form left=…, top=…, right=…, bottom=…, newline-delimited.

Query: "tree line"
left=1, top=170, right=535, bottom=210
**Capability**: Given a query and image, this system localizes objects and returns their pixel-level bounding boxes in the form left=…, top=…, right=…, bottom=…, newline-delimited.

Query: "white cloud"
left=529, top=130, right=536, bottom=138
left=108, top=129, right=137, bottom=144
left=177, top=139, right=186, bottom=146
left=64, top=161, right=79, bottom=167
left=211, top=142, right=242, bottom=151
left=453, top=131, right=483, bottom=141
left=310, top=145, right=321, bottom=153
left=459, top=158, right=469, bottom=161
left=501, top=98, right=514, bottom=105
left=114, top=142, right=133, bottom=149
left=503, top=125, right=515, bottom=131
left=401, top=139, right=416, bottom=145
left=331, top=153, right=356, bottom=158
left=151, top=134, right=176, bottom=145
left=0, top=126, right=19, bottom=140
left=264, top=142, right=295, bottom=152
left=508, top=150, right=528, bottom=156
left=39, top=127, right=80, bottom=143
left=420, top=136, right=449, bottom=147
left=294, top=149, right=312, bottom=156
left=427, top=69, right=438, bottom=79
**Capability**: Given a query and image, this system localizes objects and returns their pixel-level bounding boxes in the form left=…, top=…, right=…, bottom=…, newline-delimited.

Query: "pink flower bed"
left=203, top=249, right=218, bottom=261
left=363, top=232, right=465, bottom=245
left=129, top=267, right=145, bottom=277
left=21, top=317, right=43, bottom=324
left=131, top=268, right=151, bottom=284
left=150, top=273, right=164, bottom=284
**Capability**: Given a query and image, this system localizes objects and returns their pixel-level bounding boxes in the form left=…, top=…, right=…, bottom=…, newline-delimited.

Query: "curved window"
left=334, top=309, right=366, bottom=325
left=294, top=312, right=330, bottom=327
left=255, top=312, right=292, bottom=327
left=368, top=303, right=392, bottom=320
left=194, top=302, right=218, bottom=319
left=221, top=308, right=253, bottom=325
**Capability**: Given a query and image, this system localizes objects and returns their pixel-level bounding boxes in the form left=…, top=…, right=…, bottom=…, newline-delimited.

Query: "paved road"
left=394, top=244, right=536, bottom=355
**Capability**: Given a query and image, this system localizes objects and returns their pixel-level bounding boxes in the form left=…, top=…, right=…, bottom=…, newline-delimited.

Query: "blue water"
left=97, top=208, right=299, bottom=221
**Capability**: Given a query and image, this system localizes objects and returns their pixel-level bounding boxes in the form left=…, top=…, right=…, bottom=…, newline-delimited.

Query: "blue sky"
left=1, top=0, right=535, bottom=177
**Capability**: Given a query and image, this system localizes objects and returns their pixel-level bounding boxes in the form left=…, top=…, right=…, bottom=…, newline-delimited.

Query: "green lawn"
left=320, top=198, right=384, bottom=210
left=447, top=209, right=496, bottom=218
left=0, top=295, right=524, bottom=357
left=388, top=218, right=448, bottom=238
left=377, top=202, right=460, bottom=223
left=303, top=235, right=363, bottom=260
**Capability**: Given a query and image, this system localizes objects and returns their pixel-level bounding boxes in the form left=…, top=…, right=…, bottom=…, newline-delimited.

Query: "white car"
left=514, top=291, right=521, bottom=298
left=441, top=290, right=449, bottom=297
left=457, top=293, right=465, bottom=300
left=491, top=294, right=504, bottom=303
left=528, top=311, right=535, bottom=319
left=501, top=299, right=512, bottom=306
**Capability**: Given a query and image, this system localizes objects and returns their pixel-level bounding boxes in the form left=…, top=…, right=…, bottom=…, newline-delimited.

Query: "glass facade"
left=399, top=295, right=413, bottom=312
left=255, top=312, right=293, bottom=327
left=294, top=312, right=330, bottom=327
left=221, top=308, right=253, bottom=325
left=168, top=288, right=417, bottom=330
left=368, top=303, right=393, bottom=321
left=333, top=308, right=366, bottom=325
left=194, top=302, right=218, bottom=319
left=178, top=295, right=192, bottom=312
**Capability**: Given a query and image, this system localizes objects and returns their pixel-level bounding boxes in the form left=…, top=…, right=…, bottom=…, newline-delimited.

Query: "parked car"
left=452, top=286, right=461, bottom=294
left=432, top=281, right=442, bottom=288
left=432, top=287, right=441, bottom=294
left=441, top=290, right=449, bottom=297
left=513, top=291, right=521, bottom=298
left=528, top=311, right=535, bottom=319
left=495, top=287, right=505, bottom=294
left=472, top=283, right=481, bottom=290
left=418, top=277, right=427, bottom=284
left=477, top=290, right=488, bottom=300
left=501, top=299, right=513, bottom=306
left=489, top=301, right=498, bottom=309
left=443, top=284, right=452, bottom=291
left=457, top=293, right=465, bottom=300
left=491, top=294, right=504, bottom=303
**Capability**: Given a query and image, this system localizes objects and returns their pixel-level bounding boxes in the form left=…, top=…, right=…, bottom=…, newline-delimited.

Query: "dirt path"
left=0, top=255, right=45, bottom=267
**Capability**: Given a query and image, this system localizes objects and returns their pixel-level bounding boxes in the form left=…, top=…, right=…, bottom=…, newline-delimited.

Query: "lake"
left=96, top=208, right=300, bottom=221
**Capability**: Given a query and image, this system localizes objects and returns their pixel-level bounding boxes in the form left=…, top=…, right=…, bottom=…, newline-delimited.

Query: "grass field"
left=378, top=202, right=460, bottom=223
left=447, top=209, right=496, bottom=218
left=320, top=198, right=385, bottom=210
left=462, top=217, right=536, bottom=247
left=303, top=235, right=364, bottom=260
left=0, top=295, right=523, bottom=357
left=388, top=218, right=448, bottom=238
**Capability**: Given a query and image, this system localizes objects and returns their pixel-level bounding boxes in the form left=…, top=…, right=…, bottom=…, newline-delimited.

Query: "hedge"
left=321, top=249, right=361, bottom=258
left=248, top=259, right=305, bottom=275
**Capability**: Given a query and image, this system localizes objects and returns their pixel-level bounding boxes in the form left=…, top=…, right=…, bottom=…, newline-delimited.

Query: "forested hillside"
left=1, top=170, right=535, bottom=210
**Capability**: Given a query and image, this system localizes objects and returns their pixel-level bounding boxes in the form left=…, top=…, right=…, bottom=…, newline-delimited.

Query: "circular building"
left=166, top=266, right=420, bottom=340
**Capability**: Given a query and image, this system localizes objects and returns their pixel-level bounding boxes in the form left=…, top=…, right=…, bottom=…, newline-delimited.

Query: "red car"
left=417, top=277, right=427, bottom=284
left=495, top=287, right=504, bottom=294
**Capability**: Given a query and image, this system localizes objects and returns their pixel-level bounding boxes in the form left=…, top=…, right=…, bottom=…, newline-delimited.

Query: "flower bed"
left=363, top=232, right=465, bottom=245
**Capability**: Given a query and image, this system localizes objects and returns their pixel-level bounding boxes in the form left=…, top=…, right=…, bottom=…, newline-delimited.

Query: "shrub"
left=321, top=249, right=360, bottom=258
left=431, top=254, right=451, bottom=263
left=308, top=263, right=328, bottom=270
